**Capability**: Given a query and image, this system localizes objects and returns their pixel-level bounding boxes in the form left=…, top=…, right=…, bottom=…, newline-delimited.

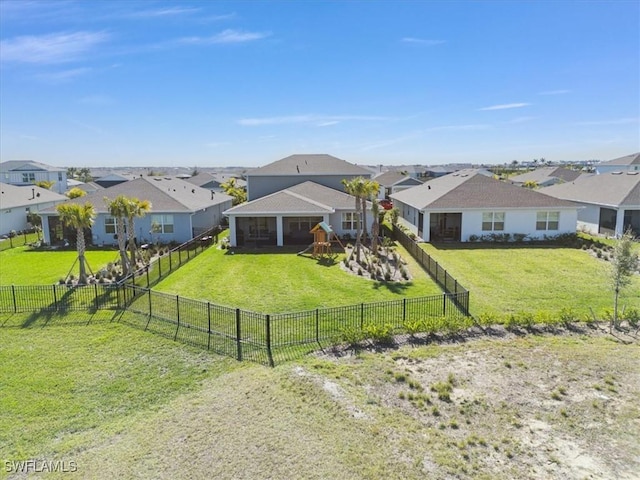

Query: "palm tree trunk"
left=128, top=218, right=136, bottom=271
left=116, top=218, right=129, bottom=275
left=76, top=227, right=88, bottom=284
left=354, top=196, right=362, bottom=263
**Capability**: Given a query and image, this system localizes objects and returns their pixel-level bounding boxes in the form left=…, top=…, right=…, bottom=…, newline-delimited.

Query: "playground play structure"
left=298, top=222, right=345, bottom=258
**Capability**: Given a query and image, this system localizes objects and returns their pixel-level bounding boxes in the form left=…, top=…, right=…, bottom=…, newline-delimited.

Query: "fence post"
left=265, top=314, right=274, bottom=367
left=146, top=267, right=150, bottom=288
left=12, top=285, right=17, bottom=313
left=148, top=288, right=152, bottom=317
left=236, top=308, right=242, bottom=361
left=178, top=248, right=182, bottom=265
left=360, top=303, right=364, bottom=329
left=174, top=295, right=180, bottom=340
left=443, top=293, right=447, bottom=316
left=316, top=308, right=320, bottom=346
left=94, top=284, right=99, bottom=310
left=403, top=298, right=406, bottom=323
left=169, top=250, right=173, bottom=272
left=207, top=302, right=211, bottom=350
left=53, top=284, right=59, bottom=311
left=158, top=255, right=162, bottom=279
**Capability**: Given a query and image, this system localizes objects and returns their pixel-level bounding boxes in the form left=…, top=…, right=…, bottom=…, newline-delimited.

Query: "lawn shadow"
left=428, top=241, right=576, bottom=251
left=371, top=280, right=412, bottom=294
left=0, top=309, right=119, bottom=329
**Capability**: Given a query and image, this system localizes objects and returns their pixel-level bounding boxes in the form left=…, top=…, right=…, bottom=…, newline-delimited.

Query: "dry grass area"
left=41, top=327, right=639, bottom=480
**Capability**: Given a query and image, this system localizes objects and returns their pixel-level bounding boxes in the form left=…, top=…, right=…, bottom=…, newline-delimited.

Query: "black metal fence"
left=393, top=225, right=470, bottom=315
left=1, top=282, right=469, bottom=366
left=122, top=225, right=225, bottom=289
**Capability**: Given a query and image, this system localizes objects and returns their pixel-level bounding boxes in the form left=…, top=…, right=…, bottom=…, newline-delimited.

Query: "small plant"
left=394, top=372, right=407, bottom=383
left=431, top=380, right=453, bottom=402
left=403, top=319, right=424, bottom=336
left=363, top=323, right=395, bottom=344
left=339, top=326, right=364, bottom=347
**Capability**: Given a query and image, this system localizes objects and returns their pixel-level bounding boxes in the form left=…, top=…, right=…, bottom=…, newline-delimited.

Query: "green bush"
left=339, top=326, right=365, bottom=347
left=363, top=323, right=395, bottom=344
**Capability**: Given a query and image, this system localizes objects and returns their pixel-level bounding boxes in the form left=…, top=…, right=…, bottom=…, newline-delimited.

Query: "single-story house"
left=223, top=181, right=373, bottom=247
left=93, top=172, right=140, bottom=189
left=509, top=167, right=583, bottom=187
left=0, top=183, right=67, bottom=235
left=39, top=176, right=233, bottom=246
left=373, top=171, right=423, bottom=199
left=595, top=152, right=640, bottom=174
left=0, top=160, right=68, bottom=194
left=185, top=172, right=246, bottom=192
left=390, top=170, right=579, bottom=242
left=245, top=154, right=372, bottom=201
left=542, top=171, right=640, bottom=236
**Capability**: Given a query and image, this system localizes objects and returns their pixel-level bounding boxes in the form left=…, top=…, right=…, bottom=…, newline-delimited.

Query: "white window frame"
left=105, top=217, right=117, bottom=235
left=482, top=212, right=505, bottom=231
left=342, top=212, right=359, bottom=230
left=151, top=214, right=174, bottom=234
left=536, top=211, right=560, bottom=231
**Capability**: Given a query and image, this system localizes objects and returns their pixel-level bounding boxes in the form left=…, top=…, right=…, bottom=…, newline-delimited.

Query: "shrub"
left=339, top=326, right=365, bottom=347
left=403, top=319, right=425, bottom=336
left=363, top=323, right=395, bottom=344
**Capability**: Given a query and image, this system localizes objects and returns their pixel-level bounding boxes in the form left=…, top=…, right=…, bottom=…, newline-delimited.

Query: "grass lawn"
left=2, top=312, right=638, bottom=479
left=420, top=243, right=640, bottom=318
left=154, top=242, right=444, bottom=313
left=0, top=246, right=121, bottom=285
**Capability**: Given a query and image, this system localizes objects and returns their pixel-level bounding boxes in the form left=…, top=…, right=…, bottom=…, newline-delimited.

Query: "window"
left=58, top=172, right=63, bottom=181
left=151, top=214, right=174, bottom=234
left=536, top=211, right=559, bottom=231
left=22, top=173, right=35, bottom=183
left=105, top=217, right=117, bottom=235
left=342, top=212, right=359, bottom=230
left=482, top=212, right=505, bottom=231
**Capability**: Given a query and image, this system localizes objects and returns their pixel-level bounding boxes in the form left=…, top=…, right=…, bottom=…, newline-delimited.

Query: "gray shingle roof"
left=510, top=167, right=582, bottom=184
left=247, top=154, right=371, bottom=176
left=224, top=181, right=362, bottom=215
left=542, top=171, right=640, bottom=207
left=0, top=182, right=67, bottom=209
left=373, top=171, right=422, bottom=186
left=39, top=176, right=233, bottom=214
left=0, top=160, right=65, bottom=173
left=390, top=170, right=578, bottom=210
left=598, top=152, right=640, bottom=166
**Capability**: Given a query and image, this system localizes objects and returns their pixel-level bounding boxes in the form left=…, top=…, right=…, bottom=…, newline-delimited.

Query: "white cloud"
left=479, top=103, right=530, bottom=111
left=128, top=6, right=202, bottom=17
left=237, top=114, right=393, bottom=126
left=0, top=31, right=110, bottom=64
left=401, top=38, right=446, bottom=46
left=179, top=29, right=271, bottom=45
left=35, top=67, right=92, bottom=83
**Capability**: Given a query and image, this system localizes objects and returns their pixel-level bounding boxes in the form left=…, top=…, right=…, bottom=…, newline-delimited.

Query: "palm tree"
left=67, top=187, right=87, bottom=199
left=342, top=177, right=367, bottom=263
left=104, top=195, right=131, bottom=275
left=360, top=179, right=380, bottom=248
left=56, top=202, right=96, bottom=284
left=221, top=177, right=247, bottom=205
left=126, top=198, right=152, bottom=270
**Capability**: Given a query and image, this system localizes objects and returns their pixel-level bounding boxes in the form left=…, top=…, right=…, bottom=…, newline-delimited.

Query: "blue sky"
left=1, top=0, right=638, bottom=168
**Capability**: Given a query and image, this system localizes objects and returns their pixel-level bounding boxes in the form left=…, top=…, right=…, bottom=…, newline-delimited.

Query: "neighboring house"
left=389, top=170, right=579, bottom=242
left=0, top=160, right=68, bottom=194
left=509, top=167, right=583, bottom=187
left=223, top=181, right=373, bottom=247
left=39, top=176, right=233, bottom=246
left=542, top=171, right=640, bottom=236
left=424, top=166, right=457, bottom=179
left=185, top=172, right=246, bottom=192
left=0, top=183, right=67, bottom=235
left=93, top=173, right=139, bottom=189
left=245, top=154, right=372, bottom=201
left=68, top=180, right=104, bottom=195
left=387, top=165, right=428, bottom=179
left=373, top=171, right=423, bottom=199
left=594, top=152, right=640, bottom=174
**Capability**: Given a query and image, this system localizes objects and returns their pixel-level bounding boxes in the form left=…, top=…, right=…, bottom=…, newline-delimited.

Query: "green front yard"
left=0, top=246, right=120, bottom=285
left=420, top=243, right=640, bottom=318
left=154, top=243, right=443, bottom=313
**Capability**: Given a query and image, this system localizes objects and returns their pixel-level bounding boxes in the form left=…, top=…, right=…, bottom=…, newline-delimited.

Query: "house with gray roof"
left=373, top=171, right=423, bottom=199
left=223, top=181, right=373, bottom=247
left=0, top=160, right=68, bottom=194
left=39, top=176, right=233, bottom=246
left=542, top=171, right=640, bottom=236
left=595, top=152, right=640, bottom=174
left=0, top=183, right=67, bottom=235
left=245, top=154, right=372, bottom=201
left=509, top=167, right=583, bottom=187
left=185, top=172, right=246, bottom=192
left=390, top=170, right=579, bottom=242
